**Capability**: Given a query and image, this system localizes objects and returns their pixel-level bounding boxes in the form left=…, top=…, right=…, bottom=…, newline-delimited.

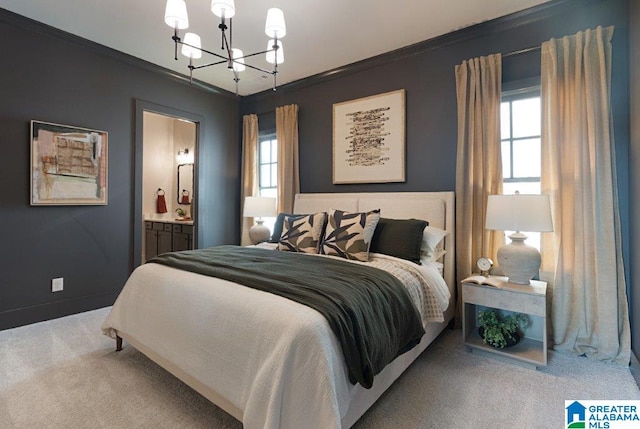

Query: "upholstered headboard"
left=293, top=192, right=455, bottom=291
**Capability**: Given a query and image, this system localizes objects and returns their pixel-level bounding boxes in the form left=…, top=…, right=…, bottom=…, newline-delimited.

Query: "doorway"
left=133, top=100, right=203, bottom=270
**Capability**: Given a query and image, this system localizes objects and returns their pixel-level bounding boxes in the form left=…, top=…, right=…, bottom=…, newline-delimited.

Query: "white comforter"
left=102, top=250, right=450, bottom=429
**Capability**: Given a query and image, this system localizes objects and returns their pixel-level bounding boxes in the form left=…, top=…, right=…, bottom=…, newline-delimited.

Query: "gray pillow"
left=370, top=218, right=429, bottom=264
left=269, top=212, right=294, bottom=243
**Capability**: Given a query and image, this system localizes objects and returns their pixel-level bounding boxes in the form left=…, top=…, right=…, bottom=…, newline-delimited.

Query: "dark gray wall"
left=242, top=0, right=634, bottom=352
left=0, top=9, right=241, bottom=330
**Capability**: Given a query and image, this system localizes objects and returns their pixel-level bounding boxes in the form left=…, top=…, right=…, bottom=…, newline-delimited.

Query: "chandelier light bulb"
left=164, top=0, right=189, bottom=29
left=181, top=33, right=202, bottom=59
left=231, top=48, right=246, bottom=72
left=211, top=0, right=236, bottom=19
left=266, top=39, right=284, bottom=64
left=265, top=8, right=286, bottom=38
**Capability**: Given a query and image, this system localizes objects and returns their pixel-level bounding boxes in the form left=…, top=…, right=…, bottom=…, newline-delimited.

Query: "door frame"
left=133, top=99, right=204, bottom=271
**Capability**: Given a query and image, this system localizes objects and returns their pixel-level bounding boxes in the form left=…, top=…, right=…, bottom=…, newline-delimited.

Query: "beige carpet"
left=1, top=307, right=638, bottom=428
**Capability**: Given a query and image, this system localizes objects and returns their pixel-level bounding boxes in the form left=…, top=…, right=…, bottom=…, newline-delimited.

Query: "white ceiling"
left=0, top=0, right=551, bottom=96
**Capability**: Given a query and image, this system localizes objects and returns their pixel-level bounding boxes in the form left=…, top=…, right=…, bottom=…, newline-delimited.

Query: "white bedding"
left=102, top=251, right=449, bottom=429
left=103, top=191, right=456, bottom=428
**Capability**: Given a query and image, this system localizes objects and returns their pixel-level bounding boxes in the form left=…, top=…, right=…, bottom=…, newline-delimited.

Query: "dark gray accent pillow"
left=269, top=212, right=294, bottom=243
left=370, top=218, right=429, bottom=264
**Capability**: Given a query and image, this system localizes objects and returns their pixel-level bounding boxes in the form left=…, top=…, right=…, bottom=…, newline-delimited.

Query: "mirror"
left=177, top=163, right=193, bottom=205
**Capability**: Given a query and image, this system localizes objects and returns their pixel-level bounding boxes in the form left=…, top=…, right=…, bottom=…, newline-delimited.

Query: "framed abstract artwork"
left=333, top=89, right=405, bottom=184
left=30, top=120, right=108, bottom=205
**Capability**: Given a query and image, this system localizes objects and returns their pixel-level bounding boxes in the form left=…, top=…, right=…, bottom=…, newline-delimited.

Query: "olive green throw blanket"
left=149, top=245, right=425, bottom=388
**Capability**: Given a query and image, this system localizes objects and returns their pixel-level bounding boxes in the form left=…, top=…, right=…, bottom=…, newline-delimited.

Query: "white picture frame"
left=333, top=89, right=405, bottom=184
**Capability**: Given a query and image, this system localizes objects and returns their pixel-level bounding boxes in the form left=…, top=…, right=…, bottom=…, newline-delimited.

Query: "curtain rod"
left=503, top=45, right=541, bottom=58
left=242, top=110, right=274, bottom=119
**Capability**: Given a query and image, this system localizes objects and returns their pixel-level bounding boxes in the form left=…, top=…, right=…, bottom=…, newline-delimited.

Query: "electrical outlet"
left=51, top=277, right=64, bottom=292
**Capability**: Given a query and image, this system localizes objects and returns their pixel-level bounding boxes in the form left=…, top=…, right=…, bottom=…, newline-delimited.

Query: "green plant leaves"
left=478, top=309, right=529, bottom=349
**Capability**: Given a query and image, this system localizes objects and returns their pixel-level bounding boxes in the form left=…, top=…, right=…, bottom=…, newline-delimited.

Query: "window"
left=501, top=88, right=541, bottom=195
left=258, top=132, right=277, bottom=198
left=500, top=87, right=542, bottom=248
left=258, top=132, right=277, bottom=232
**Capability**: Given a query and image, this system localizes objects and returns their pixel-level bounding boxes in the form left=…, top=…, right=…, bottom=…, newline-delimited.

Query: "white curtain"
left=454, top=54, right=504, bottom=321
left=540, top=26, right=630, bottom=364
left=275, top=104, right=300, bottom=213
left=240, top=114, right=258, bottom=246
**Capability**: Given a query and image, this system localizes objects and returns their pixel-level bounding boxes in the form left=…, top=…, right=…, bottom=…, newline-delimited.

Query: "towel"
left=181, top=190, right=190, bottom=204
left=157, top=189, right=167, bottom=213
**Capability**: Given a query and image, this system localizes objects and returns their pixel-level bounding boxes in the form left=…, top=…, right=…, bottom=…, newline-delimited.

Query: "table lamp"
left=485, top=194, right=553, bottom=284
left=243, top=196, right=277, bottom=244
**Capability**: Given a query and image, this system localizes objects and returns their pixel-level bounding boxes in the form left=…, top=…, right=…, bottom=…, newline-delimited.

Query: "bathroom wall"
left=142, top=112, right=196, bottom=218
left=142, top=112, right=175, bottom=220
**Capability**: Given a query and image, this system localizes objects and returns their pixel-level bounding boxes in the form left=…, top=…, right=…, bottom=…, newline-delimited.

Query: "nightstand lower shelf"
left=464, top=328, right=546, bottom=368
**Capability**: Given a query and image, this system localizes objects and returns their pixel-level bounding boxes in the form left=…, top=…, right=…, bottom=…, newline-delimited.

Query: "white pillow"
left=421, top=226, right=448, bottom=259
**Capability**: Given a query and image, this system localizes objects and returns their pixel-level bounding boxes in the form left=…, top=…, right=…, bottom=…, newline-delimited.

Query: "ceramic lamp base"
left=497, top=232, right=541, bottom=285
left=249, top=220, right=270, bottom=245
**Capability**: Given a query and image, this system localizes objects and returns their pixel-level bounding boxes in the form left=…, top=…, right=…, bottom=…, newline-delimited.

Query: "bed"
left=102, top=191, right=455, bottom=428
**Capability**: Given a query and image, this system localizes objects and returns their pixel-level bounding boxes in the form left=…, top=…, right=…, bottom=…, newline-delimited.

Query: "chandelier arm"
left=172, top=28, right=181, bottom=61
left=178, top=42, right=274, bottom=74
left=218, top=16, right=227, bottom=50
left=237, top=49, right=273, bottom=60
left=233, top=70, right=239, bottom=96
left=240, top=62, right=274, bottom=74
left=191, top=59, right=229, bottom=70
left=178, top=41, right=229, bottom=61
left=220, top=27, right=235, bottom=69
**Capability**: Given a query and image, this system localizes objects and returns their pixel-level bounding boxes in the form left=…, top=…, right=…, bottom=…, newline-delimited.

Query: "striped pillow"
left=322, top=209, right=380, bottom=261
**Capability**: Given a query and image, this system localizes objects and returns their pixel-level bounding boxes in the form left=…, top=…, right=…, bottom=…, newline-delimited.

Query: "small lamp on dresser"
left=485, top=193, right=553, bottom=285
left=244, top=196, right=277, bottom=244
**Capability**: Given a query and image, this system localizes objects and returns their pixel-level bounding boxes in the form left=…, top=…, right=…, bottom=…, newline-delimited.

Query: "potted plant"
left=478, top=309, right=529, bottom=349
left=175, top=208, right=187, bottom=218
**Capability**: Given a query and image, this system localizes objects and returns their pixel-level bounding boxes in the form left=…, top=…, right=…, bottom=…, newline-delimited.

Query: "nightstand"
left=462, top=276, right=547, bottom=368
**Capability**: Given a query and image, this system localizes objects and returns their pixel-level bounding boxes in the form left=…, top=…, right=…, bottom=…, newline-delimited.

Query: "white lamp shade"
left=265, top=8, right=286, bottom=38
left=181, top=33, right=202, bottom=59
left=243, top=196, right=276, bottom=218
left=211, top=0, right=236, bottom=18
left=266, top=39, right=284, bottom=64
left=485, top=194, right=553, bottom=232
left=230, top=48, right=246, bottom=72
left=164, top=0, right=189, bottom=29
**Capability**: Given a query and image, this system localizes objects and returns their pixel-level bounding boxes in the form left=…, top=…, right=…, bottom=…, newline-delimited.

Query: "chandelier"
left=164, top=0, right=286, bottom=94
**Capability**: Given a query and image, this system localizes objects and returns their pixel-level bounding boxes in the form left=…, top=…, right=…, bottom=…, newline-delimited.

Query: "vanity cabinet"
left=171, top=223, right=193, bottom=252
left=145, top=221, right=193, bottom=260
